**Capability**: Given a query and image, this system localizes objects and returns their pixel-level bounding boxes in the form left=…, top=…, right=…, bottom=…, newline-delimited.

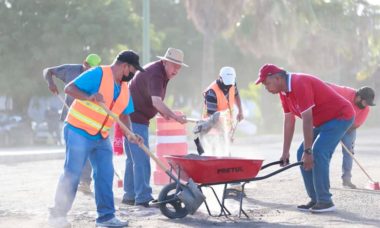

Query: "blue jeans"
left=341, top=129, right=356, bottom=181
left=296, top=118, right=353, bottom=204
left=123, top=122, right=153, bottom=204
left=51, top=126, right=115, bottom=223
left=80, top=159, right=92, bottom=184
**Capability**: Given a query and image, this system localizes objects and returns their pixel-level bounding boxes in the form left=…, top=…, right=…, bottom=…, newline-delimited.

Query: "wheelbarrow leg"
left=238, top=183, right=249, bottom=218
left=219, top=184, right=232, bottom=217
left=199, top=187, right=212, bottom=216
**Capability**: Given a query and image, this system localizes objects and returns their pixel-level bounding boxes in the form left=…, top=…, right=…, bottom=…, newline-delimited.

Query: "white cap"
left=219, top=66, right=236, bottom=85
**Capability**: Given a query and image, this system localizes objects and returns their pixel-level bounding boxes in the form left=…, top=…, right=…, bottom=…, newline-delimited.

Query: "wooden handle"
left=340, top=141, right=374, bottom=183
left=99, top=103, right=170, bottom=173
left=186, top=117, right=199, bottom=123
left=56, top=94, right=70, bottom=109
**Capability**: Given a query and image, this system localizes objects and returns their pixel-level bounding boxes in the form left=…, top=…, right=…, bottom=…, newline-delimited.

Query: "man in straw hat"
left=121, top=47, right=188, bottom=207
left=255, top=64, right=354, bottom=213
left=327, top=83, right=375, bottom=189
left=43, top=53, right=102, bottom=194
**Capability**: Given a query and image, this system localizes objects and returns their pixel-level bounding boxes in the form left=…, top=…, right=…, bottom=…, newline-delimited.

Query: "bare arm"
left=43, top=67, right=59, bottom=94
left=235, top=93, right=244, bottom=122
left=300, top=108, right=314, bottom=170
left=119, top=114, right=132, bottom=130
left=151, top=96, right=187, bottom=124
left=64, top=81, right=104, bottom=103
left=281, top=113, right=295, bottom=165
left=301, top=108, right=313, bottom=150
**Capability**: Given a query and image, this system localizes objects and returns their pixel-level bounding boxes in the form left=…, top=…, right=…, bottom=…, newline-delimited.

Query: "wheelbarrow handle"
left=99, top=103, right=172, bottom=175
left=252, top=161, right=303, bottom=181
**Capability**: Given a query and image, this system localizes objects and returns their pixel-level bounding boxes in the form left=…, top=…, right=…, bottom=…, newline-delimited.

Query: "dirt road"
left=0, top=128, right=379, bottom=227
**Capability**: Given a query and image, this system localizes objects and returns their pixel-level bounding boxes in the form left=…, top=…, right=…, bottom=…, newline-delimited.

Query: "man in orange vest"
left=202, top=66, right=244, bottom=156
left=48, top=50, right=143, bottom=228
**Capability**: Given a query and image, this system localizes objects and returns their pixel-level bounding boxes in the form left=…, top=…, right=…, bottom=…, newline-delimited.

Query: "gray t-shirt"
left=49, top=64, right=84, bottom=120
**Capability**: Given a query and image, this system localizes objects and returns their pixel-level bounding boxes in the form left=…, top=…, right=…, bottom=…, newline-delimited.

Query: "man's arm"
left=301, top=108, right=314, bottom=170
left=64, top=82, right=104, bottom=103
left=43, top=67, right=60, bottom=94
left=235, top=93, right=244, bottom=122
left=151, top=96, right=187, bottom=124
left=282, top=113, right=295, bottom=165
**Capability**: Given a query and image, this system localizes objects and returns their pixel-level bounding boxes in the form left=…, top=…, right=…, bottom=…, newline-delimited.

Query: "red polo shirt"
left=328, top=83, right=369, bottom=128
left=279, top=74, right=354, bottom=127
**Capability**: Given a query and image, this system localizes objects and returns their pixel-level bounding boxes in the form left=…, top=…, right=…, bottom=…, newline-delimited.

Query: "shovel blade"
left=177, top=179, right=205, bottom=214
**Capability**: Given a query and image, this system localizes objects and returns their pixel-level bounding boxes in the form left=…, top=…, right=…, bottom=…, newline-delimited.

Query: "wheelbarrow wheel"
left=158, top=182, right=189, bottom=219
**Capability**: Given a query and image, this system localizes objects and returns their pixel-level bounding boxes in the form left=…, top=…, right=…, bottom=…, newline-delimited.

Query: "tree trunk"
left=201, top=33, right=215, bottom=92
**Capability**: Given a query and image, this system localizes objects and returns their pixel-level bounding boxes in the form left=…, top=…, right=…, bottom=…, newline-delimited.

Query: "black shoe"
left=135, top=199, right=159, bottom=208
left=343, top=180, right=357, bottom=189
left=297, top=201, right=316, bottom=212
left=135, top=201, right=150, bottom=208
left=121, top=198, right=135, bottom=205
left=310, top=202, right=336, bottom=213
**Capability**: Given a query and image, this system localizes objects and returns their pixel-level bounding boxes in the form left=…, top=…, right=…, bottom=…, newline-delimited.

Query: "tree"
left=184, top=0, right=245, bottom=90
left=0, top=0, right=162, bottom=113
left=231, top=0, right=380, bottom=132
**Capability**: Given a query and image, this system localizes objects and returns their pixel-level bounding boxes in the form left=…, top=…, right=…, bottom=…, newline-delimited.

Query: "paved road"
left=0, top=128, right=379, bottom=227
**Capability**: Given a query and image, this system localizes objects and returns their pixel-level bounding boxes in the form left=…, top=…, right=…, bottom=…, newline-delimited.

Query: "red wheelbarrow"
left=157, top=154, right=303, bottom=219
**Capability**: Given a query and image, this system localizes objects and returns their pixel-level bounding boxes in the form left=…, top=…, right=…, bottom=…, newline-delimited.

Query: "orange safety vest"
left=66, top=66, right=129, bottom=138
left=203, top=81, right=235, bottom=118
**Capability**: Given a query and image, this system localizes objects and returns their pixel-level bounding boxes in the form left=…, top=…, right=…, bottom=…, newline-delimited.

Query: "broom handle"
left=56, top=93, right=70, bottom=109
left=340, top=141, right=375, bottom=183
left=99, top=103, right=170, bottom=173
left=57, top=96, right=124, bottom=180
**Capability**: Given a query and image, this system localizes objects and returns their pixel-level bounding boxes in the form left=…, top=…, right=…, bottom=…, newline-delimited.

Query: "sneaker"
left=78, top=182, right=92, bottom=194
left=297, top=201, right=316, bottom=212
left=48, top=215, right=71, bottom=228
left=95, top=217, right=128, bottom=227
left=343, top=180, right=357, bottom=189
left=310, top=202, right=336, bottom=213
left=121, top=198, right=135, bottom=206
left=135, top=199, right=159, bottom=208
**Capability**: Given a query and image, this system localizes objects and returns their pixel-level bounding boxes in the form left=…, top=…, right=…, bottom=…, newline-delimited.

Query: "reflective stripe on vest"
left=202, top=81, right=235, bottom=118
left=66, top=66, right=129, bottom=138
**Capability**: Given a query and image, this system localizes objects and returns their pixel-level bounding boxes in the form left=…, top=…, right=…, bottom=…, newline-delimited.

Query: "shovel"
left=99, top=103, right=206, bottom=213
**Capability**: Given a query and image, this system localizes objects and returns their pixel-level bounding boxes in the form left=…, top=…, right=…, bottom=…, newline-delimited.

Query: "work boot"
left=342, top=179, right=357, bottom=189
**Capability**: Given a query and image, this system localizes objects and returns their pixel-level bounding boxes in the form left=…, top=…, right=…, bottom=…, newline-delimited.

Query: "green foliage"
left=0, top=0, right=161, bottom=112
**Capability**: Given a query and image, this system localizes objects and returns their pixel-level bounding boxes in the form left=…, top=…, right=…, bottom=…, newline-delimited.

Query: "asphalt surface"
left=0, top=128, right=379, bottom=227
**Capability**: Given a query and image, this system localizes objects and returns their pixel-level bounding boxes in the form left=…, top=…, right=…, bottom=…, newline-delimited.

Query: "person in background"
left=121, top=47, right=188, bottom=208
left=328, top=84, right=375, bottom=189
left=255, top=64, right=354, bottom=213
left=48, top=50, right=144, bottom=227
left=202, top=66, right=244, bottom=156
left=43, top=53, right=101, bottom=194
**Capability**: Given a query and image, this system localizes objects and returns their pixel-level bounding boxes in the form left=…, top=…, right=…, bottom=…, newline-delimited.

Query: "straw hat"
left=157, top=48, right=189, bottom=67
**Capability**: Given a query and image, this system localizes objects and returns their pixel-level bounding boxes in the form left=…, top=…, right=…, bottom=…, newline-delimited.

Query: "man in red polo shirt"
left=256, top=64, right=354, bottom=213
left=328, top=83, right=375, bottom=188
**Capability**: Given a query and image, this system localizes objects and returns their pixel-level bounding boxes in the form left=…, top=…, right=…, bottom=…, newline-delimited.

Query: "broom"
left=340, top=141, right=379, bottom=190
